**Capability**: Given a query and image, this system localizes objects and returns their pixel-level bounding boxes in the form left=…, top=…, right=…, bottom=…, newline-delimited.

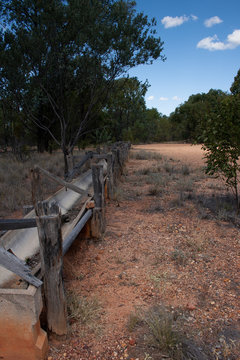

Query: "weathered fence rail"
left=0, top=214, right=69, bottom=231
left=0, top=218, right=37, bottom=231
left=0, top=247, right=42, bottom=287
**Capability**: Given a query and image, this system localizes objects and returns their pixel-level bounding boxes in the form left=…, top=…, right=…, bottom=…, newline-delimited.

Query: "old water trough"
left=0, top=142, right=130, bottom=360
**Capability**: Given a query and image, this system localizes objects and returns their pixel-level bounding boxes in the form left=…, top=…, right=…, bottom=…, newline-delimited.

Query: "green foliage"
left=0, top=0, right=165, bottom=172
left=199, top=95, right=240, bottom=208
left=230, top=68, right=240, bottom=95
left=101, top=77, right=171, bottom=143
left=103, top=77, right=149, bottom=141
left=169, top=89, right=227, bottom=141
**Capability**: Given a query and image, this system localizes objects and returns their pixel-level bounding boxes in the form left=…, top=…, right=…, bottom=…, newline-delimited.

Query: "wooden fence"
left=0, top=141, right=131, bottom=336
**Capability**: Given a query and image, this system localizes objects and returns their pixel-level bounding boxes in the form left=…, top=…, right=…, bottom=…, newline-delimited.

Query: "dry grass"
left=130, top=150, right=162, bottom=161
left=66, top=290, right=101, bottom=323
left=66, top=290, right=102, bottom=336
left=0, top=150, right=86, bottom=217
left=127, top=305, right=185, bottom=360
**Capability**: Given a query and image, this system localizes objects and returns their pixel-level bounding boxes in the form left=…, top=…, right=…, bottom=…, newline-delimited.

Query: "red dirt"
left=48, top=144, right=240, bottom=360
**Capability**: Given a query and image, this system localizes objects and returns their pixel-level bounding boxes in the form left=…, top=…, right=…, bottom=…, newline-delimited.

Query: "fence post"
left=112, top=149, right=118, bottom=185
left=91, top=165, right=105, bottom=238
left=106, top=153, right=114, bottom=199
left=35, top=201, right=67, bottom=336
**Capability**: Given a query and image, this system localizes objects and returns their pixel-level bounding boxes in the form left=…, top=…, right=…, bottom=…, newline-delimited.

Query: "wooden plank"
left=0, top=218, right=37, bottom=231
left=112, top=149, right=119, bottom=185
left=0, top=247, right=42, bottom=287
left=0, top=214, right=69, bottom=231
left=106, top=153, right=114, bottom=199
left=36, top=201, right=67, bottom=335
left=92, top=154, right=108, bottom=160
left=91, top=165, right=105, bottom=238
left=35, top=165, right=87, bottom=196
left=92, top=165, right=104, bottom=208
left=63, top=209, right=92, bottom=255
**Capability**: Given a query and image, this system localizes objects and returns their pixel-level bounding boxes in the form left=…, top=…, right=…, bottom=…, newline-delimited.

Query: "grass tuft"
left=144, top=306, right=182, bottom=358
left=127, top=310, right=143, bottom=332
left=171, top=249, right=187, bottom=266
left=66, top=290, right=101, bottom=325
left=128, top=306, right=184, bottom=359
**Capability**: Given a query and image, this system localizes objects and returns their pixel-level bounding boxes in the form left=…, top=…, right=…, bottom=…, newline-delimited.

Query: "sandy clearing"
left=133, top=143, right=205, bottom=167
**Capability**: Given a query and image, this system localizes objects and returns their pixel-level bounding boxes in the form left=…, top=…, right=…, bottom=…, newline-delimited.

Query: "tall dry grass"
left=0, top=150, right=86, bottom=218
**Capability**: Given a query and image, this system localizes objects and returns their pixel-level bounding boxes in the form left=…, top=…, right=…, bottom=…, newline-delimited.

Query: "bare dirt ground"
left=134, top=144, right=205, bottom=167
left=49, top=144, right=240, bottom=360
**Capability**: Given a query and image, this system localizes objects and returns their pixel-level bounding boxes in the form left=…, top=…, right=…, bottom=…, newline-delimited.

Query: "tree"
left=102, top=77, right=149, bottom=141
left=169, top=89, right=227, bottom=141
left=0, top=0, right=165, bottom=176
left=198, top=95, right=240, bottom=209
left=230, top=68, right=240, bottom=95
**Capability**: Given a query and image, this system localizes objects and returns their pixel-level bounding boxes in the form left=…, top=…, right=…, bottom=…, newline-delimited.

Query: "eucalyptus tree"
left=230, top=68, right=240, bottom=95
left=169, top=89, right=227, bottom=141
left=0, top=0, right=165, bottom=176
left=103, top=77, right=149, bottom=141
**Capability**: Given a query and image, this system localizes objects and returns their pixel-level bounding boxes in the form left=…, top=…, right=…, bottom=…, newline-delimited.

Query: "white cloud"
left=197, top=29, right=240, bottom=51
left=172, top=96, right=181, bottom=101
left=191, top=15, right=198, bottom=21
left=161, top=14, right=198, bottom=29
left=161, top=15, right=189, bottom=29
left=227, top=29, right=240, bottom=47
left=204, top=16, right=223, bottom=28
left=147, top=95, right=154, bottom=101
left=159, top=97, right=168, bottom=101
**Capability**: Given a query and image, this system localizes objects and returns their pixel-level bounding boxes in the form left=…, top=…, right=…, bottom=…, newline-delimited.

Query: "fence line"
left=0, top=141, right=131, bottom=338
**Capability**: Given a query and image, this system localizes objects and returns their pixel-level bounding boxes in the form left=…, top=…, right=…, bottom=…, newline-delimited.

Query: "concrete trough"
left=0, top=285, right=48, bottom=360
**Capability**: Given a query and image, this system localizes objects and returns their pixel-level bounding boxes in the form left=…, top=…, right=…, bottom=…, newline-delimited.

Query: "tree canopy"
left=230, top=68, right=240, bottom=95
left=0, top=0, right=165, bottom=174
left=169, top=89, right=227, bottom=141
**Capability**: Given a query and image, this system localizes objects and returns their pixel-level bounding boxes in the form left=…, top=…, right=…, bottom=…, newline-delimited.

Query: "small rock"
left=86, top=200, right=95, bottom=209
left=129, top=338, right=136, bottom=346
left=186, top=302, right=196, bottom=311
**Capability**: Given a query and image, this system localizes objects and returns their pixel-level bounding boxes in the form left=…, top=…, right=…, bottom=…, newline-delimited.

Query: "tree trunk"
left=63, top=149, right=69, bottom=179
left=37, top=128, right=49, bottom=153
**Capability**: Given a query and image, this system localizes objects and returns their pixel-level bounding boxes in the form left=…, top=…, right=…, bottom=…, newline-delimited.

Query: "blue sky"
left=128, top=0, right=240, bottom=116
